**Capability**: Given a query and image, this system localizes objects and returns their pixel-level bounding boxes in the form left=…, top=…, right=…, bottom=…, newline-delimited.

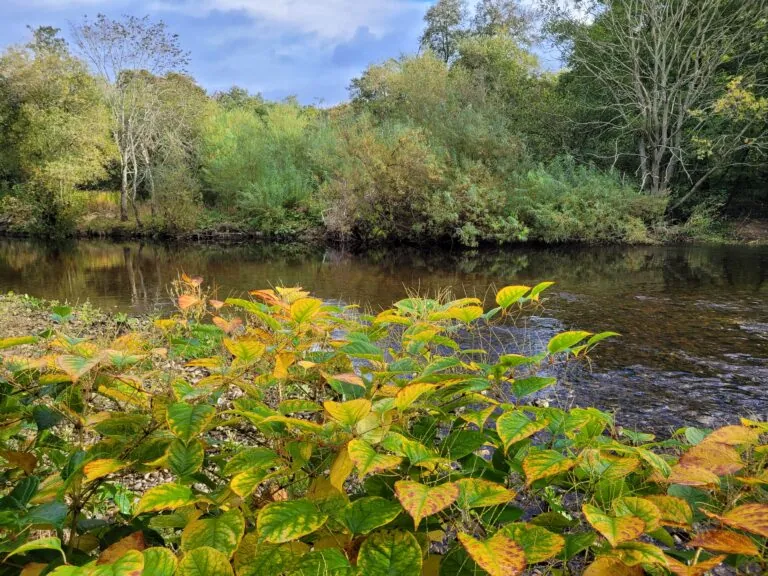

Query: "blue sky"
left=0, top=0, right=438, bottom=104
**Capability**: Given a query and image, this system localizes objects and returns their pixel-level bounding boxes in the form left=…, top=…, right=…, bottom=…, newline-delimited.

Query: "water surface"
left=0, top=238, right=766, bottom=431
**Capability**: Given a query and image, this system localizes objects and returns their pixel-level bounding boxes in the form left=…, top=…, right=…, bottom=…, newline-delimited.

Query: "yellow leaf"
left=273, top=352, right=295, bottom=379
left=324, top=399, right=372, bottom=428
left=500, top=523, right=564, bottom=563
left=643, top=496, right=692, bottom=528
left=688, top=529, right=760, bottom=556
left=704, top=425, right=761, bottom=446
left=395, top=481, right=459, bottom=528
left=178, top=294, right=200, bottom=310
left=84, top=459, right=126, bottom=482
left=290, top=297, right=323, bottom=323
left=703, top=503, right=768, bottom=537
left=457, top=532, right=526, bottom=576
left=679, top=442, right=743, bottom=476
left=496, top=285, right=531, bottom=308
left=666, top=464, right=720, bottom=487
left=612, top=497, right=661, bottom=532
left=582, top=504, right=645, bottom=547
left=0, top=450, right=36, bottom=474
left=330, top=444, right=355, bottom=491
left=583, top=557, right=643, bottom=576
left=394, top=383, right=436, bottom=410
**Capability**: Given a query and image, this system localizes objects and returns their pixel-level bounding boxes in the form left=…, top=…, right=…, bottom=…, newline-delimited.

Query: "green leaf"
left=547, top=331, right=591, bottom=355
left=561, top=532, right=596, bottom=560
left=182, top=509, right=245, bottom=558
left=168, top=439, right=204, bottom=478
left=234, top=534, right=298, bottom=576
left=57, top=354, right=101, bottom=381
left=167, top=402, right=216, bottom=443
left=342, top=497, right=402, bottom=535
left=257, top=500, right=328, bottom=544
left=222, top=447, right=280, bottom=476
left=529, top=281, right=555, bottom=301
left=348, top=439, right=402, bottom=478
left=0, top=336, right=37, bottom=349
left=178, top=546, right=234, bottom=576
left=511, top=376, right=556, bottom=399
left=1, top=476, right=39, bottom=509
left=142, top=547, right=178, bottom=576
left=4, top=536, right=65, bottom=562
left=442, top=430, right=486, bottom=460
left=135, top=484, right=194, bottom=515
left=32, top=405, right=63, bottom=430
left=522, top=449, right=576, bottom=485
left=25, top=500, right=68, bottom=529
left=357, top=530, right=422, bottom=576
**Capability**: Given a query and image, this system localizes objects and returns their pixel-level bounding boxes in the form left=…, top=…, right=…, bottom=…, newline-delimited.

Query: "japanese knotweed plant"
left=0, top=276, right=766, bottom=576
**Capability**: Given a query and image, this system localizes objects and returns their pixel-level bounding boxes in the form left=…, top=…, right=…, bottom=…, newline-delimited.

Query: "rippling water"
left=0, top=238, right=766, bottom=431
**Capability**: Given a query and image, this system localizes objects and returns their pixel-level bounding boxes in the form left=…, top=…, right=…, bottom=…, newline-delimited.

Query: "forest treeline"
left=0, top=0, right=766, bottom=245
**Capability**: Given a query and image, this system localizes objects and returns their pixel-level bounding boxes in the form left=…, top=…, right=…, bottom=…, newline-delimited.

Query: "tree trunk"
left=120, top=160, right=129, bottom=222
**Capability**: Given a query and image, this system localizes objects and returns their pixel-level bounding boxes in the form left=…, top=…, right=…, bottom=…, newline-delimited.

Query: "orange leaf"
left=20, top=563, right=47, bottom=576
left=457, top=532, right=526, bottom=576
left=583, top=557, right=643, bottom=576
left=679, top=442, right=743, bottom=476
left=688, top=529, right=760, bottom=556
left=0, top=450, right=37, bottom=474
left=178, top=294, right=200, bottom=310
left=395, top=481, right=458, bottom=528
left=97, top=531, right=145, bottom=564
left=703, top=504, right=768, bottom=537
left=213, top=316, right=242, bottom=334
left=666, top=555, right=727, bottom=576
left=209, top=299, right=225, bottom=310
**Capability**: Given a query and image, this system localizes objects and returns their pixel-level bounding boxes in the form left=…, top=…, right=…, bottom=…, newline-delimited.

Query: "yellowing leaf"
left=394, top=481, right=459, bottom=528
left=230, top=467, right=274, bottom=498
left=496, top=285, right=530, bottom=308
left=213, top=317, right=242, bottom=334
left=666, top=464, right=720, bottom=487
left=182, top=509, right=245, bottom=558
left=84, top=459, right=126, bottom=482
left=56, top=354, right=101, bottom=381
left=499, top=523, right=565, bottom=563
left=177, top=546, right=233, bottom=576
left=257, top=500, right=328, bottom=544
left=582, top=504, right=645, bottom=547
left=348, top=439, right=402, bottom=478
left=460, top=405, right=496, bottom=429
left=273, top=352, right=295, bottom=379
left=703, top=503, right=768, bottom=537
left=457, top=532, right=526, bottom=576
left=522, top=449, right=576, bottom=485
left=394, top=383, right=436, bottom=410
left=643, top=496, right=692, bottom=528
left=19, top=563, right=47, bottom=576
left=357, top=530, right=422, bottom=576
left=688, top=529, right=759, bottom=556
left=178, top=294, right=200, bottom=310
left=613, top=497, right=661, bottom=532
left=607, top=541, right=668, bottom=566
left=166, top=402, right=216, bottom=443
left=290, top=298, right=323, bottom=323
left=583, top=557, right=643, bottom=576
left=455, top=478, right=515, bottom=509
left=224, top=338, right=264, bottom=363
left=0, top=450, right=37, bottom=474
left=142, top=548, right=177, bottom=576
left=135, top=484, right=193, bottom=515
left=496, top=411, right=548, bottom=452
left=97, top=531, right=145, bottom=565
left=324, top=398, right=371, bottom=428
left=446, top=305, right=484, bottom=323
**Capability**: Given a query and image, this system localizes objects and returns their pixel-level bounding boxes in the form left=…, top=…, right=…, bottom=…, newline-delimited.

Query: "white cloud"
left=152, top=0, right=420, bottom=42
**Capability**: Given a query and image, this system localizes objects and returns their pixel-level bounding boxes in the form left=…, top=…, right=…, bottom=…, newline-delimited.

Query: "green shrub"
left=1, top=279, right=766, bottom=576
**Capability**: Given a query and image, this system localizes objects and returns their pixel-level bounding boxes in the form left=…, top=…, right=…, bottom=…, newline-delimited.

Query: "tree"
left=548, top=0, right=768, bottom=202
left=71, top=14, right=189, bottom=222
left=420, top=0, right=468, bottom=62
left=472, top=0, right=535, bottom=44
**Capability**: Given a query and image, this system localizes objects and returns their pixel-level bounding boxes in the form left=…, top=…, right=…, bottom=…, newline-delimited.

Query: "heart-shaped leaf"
left=166, top=402, right=216, bottom=443
left=394, top=481, right=458, bottom=528
left=457, top=532, right=526, bottom=576
left=257, top=500, right=328, bottom=543
left=357, top=530, right=422, bottom=576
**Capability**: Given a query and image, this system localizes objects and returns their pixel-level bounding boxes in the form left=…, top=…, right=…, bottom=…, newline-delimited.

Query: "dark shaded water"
left=0, top=238, right=766, bottom=431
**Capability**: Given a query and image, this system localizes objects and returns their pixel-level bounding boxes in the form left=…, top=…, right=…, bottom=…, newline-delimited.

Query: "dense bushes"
left=0, top=279, right=766, bottom=575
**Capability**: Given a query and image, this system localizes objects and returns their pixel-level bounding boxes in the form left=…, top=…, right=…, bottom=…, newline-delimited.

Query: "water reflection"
left=0, top=239, right=766, bottom=429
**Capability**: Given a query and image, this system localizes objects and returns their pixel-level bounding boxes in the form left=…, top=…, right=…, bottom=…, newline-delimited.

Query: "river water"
left=0, top=238, right=766, bottom=431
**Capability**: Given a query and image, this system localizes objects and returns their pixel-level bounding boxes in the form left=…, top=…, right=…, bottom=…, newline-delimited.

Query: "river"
left=0, top=238, right=766, bottom=431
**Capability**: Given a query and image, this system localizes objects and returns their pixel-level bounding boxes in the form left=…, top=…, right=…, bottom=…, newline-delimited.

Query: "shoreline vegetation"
left=0, top=279, right=766, bottom=575
left=1, top=2, right=767, bottom=247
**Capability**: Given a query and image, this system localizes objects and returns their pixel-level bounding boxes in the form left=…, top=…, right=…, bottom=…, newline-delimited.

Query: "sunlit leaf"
left=342, top=497, right=402, bottom=534
left=177, top=547, right=233, bottom=576
left=606, top=541, right=668, bottom=566
left=666, top=555, right=727, bottom=576
left=703, top=425, right=761, bottom=446
left=522, top=449, right=576, bottom=485
left=642, top=495, right=692, bottom=528
left=547, top=331, right=592, bottom=354
left=98, top=532, right=145, bottom=565
left=222, top=447, right=280, bottom=476
left=612, top=497, right=661, bottom=532
left=348, top=439, right=402, bottom=478
left=583, top=558, right=643, bottom=576
left=290, top=298, right=323, bottom=323
left=688, top=529, right=759, bottom=556
left=324, top=398, right=371, bottom=428
left=56, top=354, right=101, bottom=381
left=455, top=478, right=515, bottom=509
left=496, top=285, right=530, bottom=308
left=142, top=548, right=177, bottom=576
left=703, top=503, right=768, bottom=537
left=679, top=441, right=743, bottom=476
left=90, top=549, right=145, bottom=576
left=84, top=459, right=126, bottom=482
left=496, top=411, right=548, bottom=451
left=394, top=383, right=436, bottom=410
left=135, top=484, right=193, bottom=515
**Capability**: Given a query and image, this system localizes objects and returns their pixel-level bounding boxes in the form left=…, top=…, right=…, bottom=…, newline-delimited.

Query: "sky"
left=0, top=0, right=439, bottom=104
